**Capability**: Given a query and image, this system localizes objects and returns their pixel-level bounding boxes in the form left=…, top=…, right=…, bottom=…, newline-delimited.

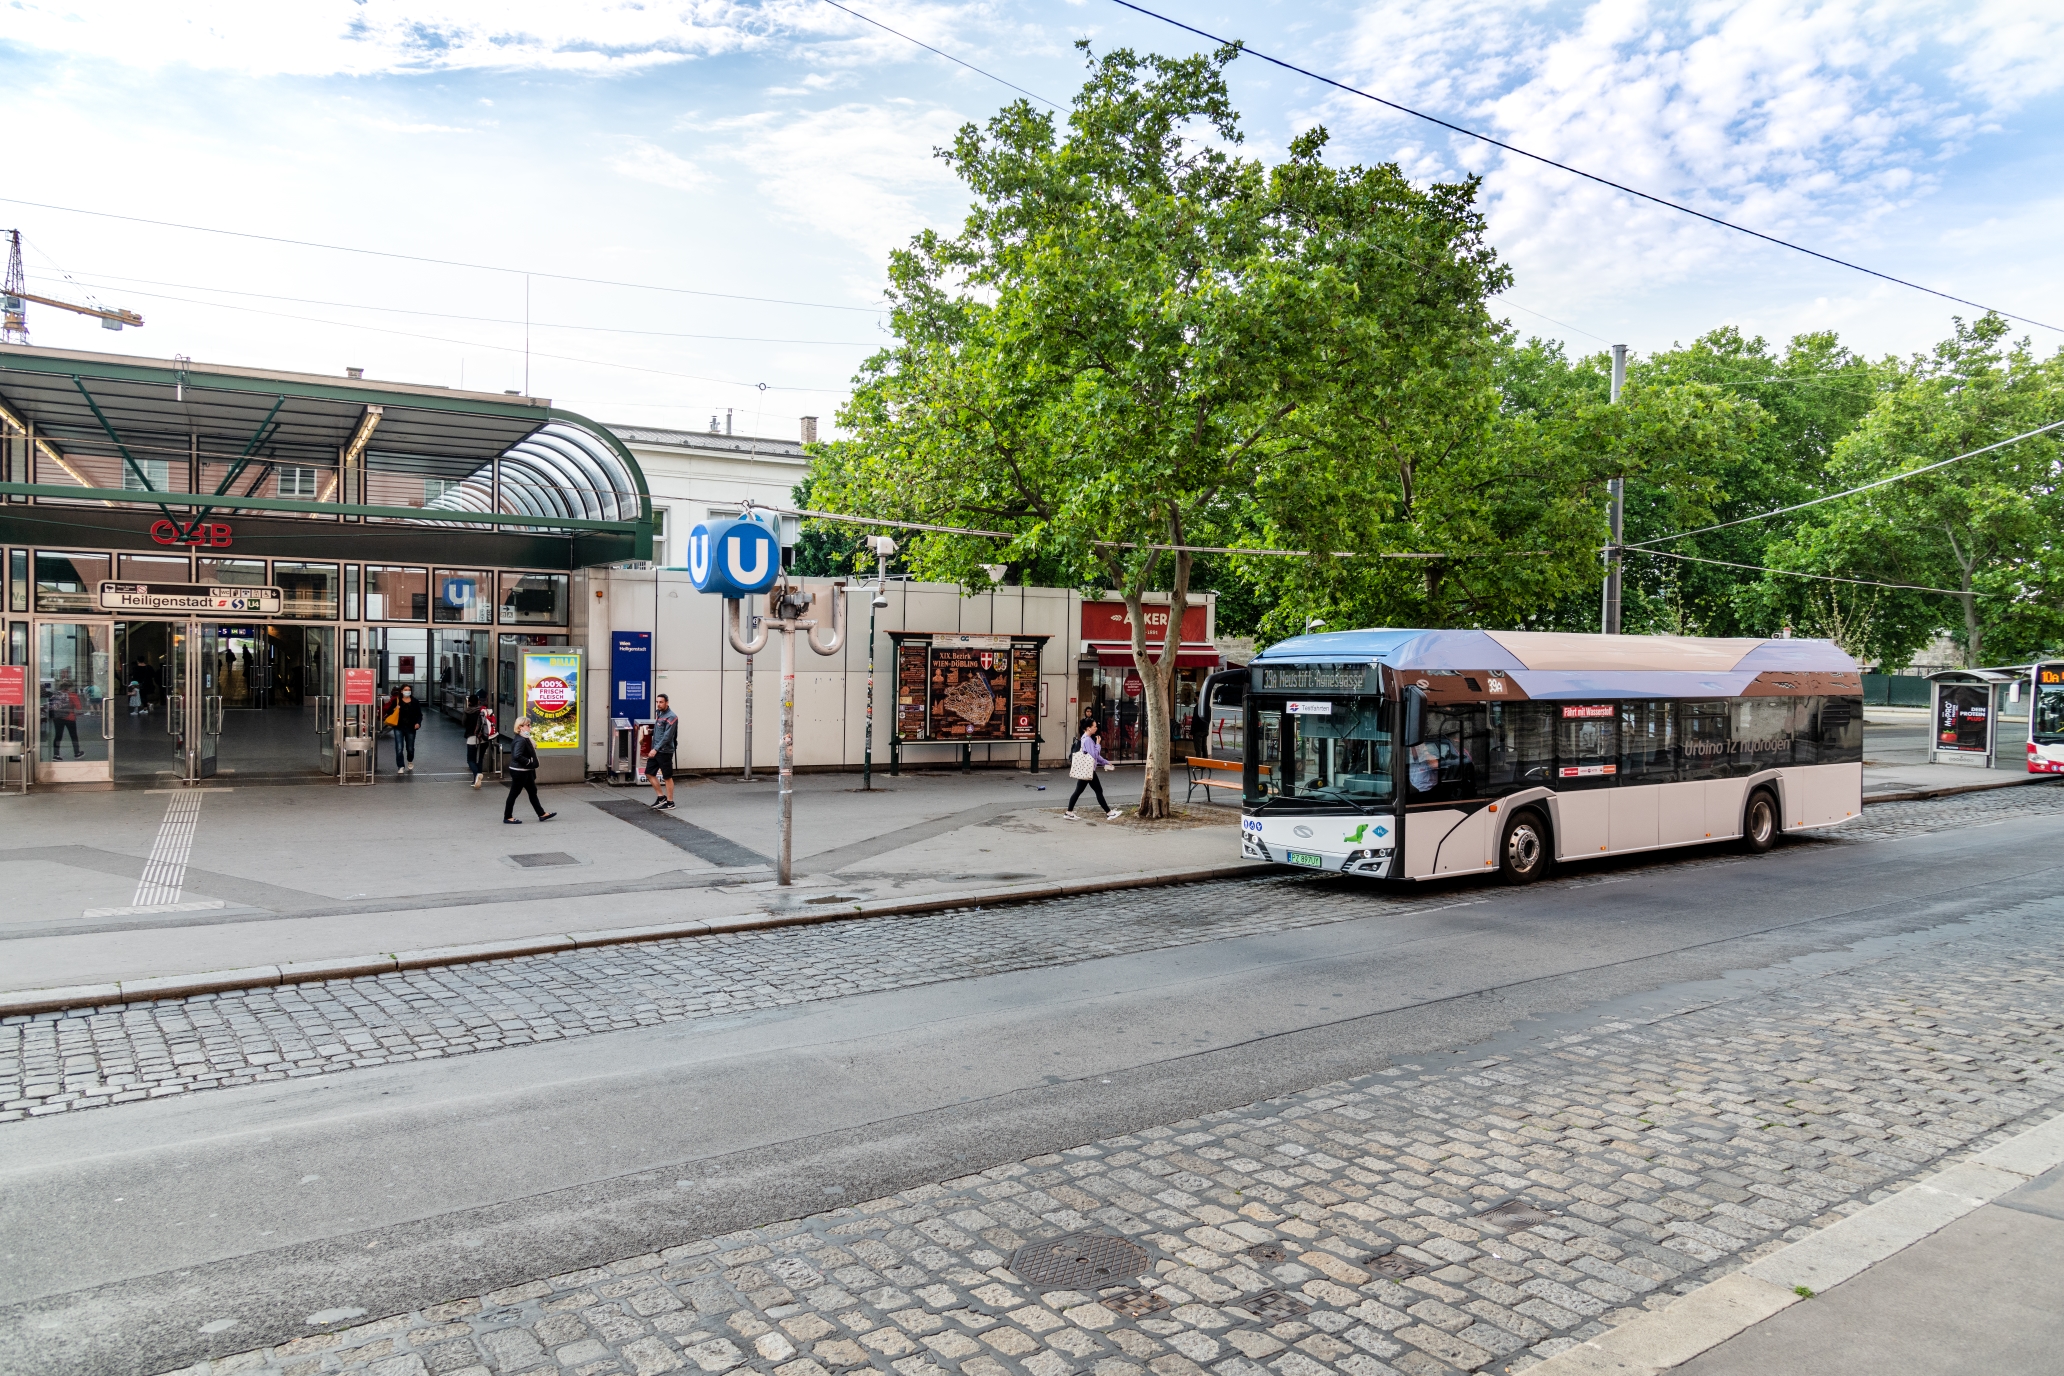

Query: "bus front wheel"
left=1740, top=789, right=1779, bottom=853
left=1498, top=809, right=1552, bottom=884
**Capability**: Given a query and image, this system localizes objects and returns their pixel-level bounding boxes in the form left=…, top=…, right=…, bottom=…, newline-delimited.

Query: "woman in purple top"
left=1065, top=718, right=1123, bottom=820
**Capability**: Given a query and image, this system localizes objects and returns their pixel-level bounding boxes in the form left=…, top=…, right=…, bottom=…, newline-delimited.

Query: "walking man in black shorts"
left=646, top=693, right=679, bottom=810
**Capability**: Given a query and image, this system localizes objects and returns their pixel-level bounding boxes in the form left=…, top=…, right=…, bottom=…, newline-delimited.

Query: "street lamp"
left=862, top=535, right=896, bottom=792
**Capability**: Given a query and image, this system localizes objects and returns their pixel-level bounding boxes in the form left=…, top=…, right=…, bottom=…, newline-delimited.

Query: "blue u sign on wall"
left=686, top=517, right=781, bottom=597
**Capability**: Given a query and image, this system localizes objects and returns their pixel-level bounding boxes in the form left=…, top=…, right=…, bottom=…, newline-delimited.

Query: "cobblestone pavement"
left=6, top=784, right=2063, bottom=1122
left=163, top=895, right=2064, bottom=1376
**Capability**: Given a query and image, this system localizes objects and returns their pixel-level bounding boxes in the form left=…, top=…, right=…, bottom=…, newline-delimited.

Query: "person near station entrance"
left=646, top=693, right=679, bottom=811
left=1063, top=717, right=1123, bottom=821
left=391, top=684, right=424, bottom=773
left=502, top=718, right=556, bottom=825
left=47, top=673, right=84, bottom=759
left=462, top=692, right=492, bottom=789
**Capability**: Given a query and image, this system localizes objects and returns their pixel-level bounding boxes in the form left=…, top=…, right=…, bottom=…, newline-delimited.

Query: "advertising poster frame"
left=521, top=648, right=584, bottom=752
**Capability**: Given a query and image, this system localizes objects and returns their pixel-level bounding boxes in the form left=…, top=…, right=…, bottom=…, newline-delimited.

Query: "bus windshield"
left=2036, top=680, right=2064, bottom=743
left=1250, top=695, right=1393, bottom=811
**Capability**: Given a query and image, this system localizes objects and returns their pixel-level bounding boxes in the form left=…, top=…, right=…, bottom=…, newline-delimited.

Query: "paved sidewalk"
left=1532, top=1113, right=2064, bottom=1375
left=0, top=766, right=1239, bottom=993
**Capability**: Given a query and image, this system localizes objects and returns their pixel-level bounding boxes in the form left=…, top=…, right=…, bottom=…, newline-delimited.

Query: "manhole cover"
left=1236, top=1290, right=1311, bottom=1322
left=1098, top=1287, right=1171, bottom=1317
left=1010, top=1232, right=1150, bottom=1289
left=1243, top=1242, right=1288, bottom=1263
left=1478, top=1199, right=1557, bottom=1229
left=507, top=852, right=578, bottom=868
left=1366, top=1252, right=1430, bottom=1280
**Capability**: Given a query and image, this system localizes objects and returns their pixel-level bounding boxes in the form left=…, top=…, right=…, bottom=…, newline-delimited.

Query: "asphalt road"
left=5, top=811, right=2063, bottom=1376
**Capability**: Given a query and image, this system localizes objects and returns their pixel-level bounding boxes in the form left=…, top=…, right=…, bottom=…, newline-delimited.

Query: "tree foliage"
left=814, top=42, right=1510, bottom=815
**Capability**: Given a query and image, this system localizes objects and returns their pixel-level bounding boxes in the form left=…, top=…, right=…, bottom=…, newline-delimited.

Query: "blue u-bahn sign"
left=686, top=516, right=780, bottom=597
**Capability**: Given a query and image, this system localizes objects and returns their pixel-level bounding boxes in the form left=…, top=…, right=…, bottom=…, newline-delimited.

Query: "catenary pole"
left=1603, top=343, right=1627, bottom=635
left=861, top=537, right=896, bottom=792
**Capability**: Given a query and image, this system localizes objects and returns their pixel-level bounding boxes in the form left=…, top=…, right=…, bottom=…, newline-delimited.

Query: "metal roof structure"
left=1254, top=628, right=1859, bottom=700
left=0, top=345, right=650, bottom=565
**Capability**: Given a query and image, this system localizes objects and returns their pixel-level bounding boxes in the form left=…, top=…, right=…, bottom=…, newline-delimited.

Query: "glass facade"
left=275, top=562, right=341, bottom=620
left=434, top=569, right=494, bottom=624
left=364, top=566, right=429, bottom=622
left=499, top=572, right=568, bottom=626
left=35, top=552, right=110, bottom=614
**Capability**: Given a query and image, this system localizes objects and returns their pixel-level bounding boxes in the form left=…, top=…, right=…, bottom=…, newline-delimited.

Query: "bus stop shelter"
left=1928, top=667, right=2020, bottom=768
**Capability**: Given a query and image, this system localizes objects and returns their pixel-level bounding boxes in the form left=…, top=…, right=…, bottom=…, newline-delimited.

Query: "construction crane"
left=3, top=229, right=144, bottom=345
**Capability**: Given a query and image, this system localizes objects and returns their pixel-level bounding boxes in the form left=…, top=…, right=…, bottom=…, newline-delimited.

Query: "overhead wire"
left=1623, top=419, right=2064, bottom=549
left=816, top=0, right=1060, bottom=109
left=31, top=269, right=885, bottom=348
left=0, top=194, right=887, bottom=314
left=76, top=279, right=856, bottom=395
left=1630, top=547, right=1981, bottom=597
left=1106, top=0, right=2063, bottom=335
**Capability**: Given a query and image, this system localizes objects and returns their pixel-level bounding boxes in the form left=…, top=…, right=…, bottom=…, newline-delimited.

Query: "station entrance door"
left=109, top=620, right=337, bottom=785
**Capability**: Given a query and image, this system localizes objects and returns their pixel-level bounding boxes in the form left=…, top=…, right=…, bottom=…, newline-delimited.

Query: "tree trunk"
left=1126, top=550, right=1192, bottom=821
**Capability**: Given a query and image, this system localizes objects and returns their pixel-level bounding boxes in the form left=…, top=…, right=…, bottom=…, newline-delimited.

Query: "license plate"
left=1286, top=850, right=1324, bottom=868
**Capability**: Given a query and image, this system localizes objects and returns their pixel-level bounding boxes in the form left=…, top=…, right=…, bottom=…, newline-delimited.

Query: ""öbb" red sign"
left=150, top=519, right=233, bottom=548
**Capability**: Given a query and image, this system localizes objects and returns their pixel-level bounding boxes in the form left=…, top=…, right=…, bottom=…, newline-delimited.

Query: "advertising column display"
left=521, top=648, right=586, bottom=783
left=888, top=633, right=1049, bottom=765
left=1929, top=670, right=1999, bottom=768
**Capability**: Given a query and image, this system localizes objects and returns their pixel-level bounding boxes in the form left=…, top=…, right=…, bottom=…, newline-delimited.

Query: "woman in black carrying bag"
left=502, top=719, right=557, bottom=825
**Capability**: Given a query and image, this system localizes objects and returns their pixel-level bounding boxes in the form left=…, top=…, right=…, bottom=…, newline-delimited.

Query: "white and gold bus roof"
left=1249, top=629, right=1861, bottom=703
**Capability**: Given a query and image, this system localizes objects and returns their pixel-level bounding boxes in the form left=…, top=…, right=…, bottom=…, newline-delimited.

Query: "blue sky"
left=3, top=0, right=2058, bottom=438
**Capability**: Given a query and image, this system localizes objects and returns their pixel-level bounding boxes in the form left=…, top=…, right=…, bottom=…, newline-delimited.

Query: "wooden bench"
left=1185, top=755, right=1247, bottom=805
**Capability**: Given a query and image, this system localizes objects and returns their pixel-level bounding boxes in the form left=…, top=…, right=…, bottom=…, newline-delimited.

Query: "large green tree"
left=1761, top=316, right=2064, bottom=667
left=814, top=43, right=1507, bottom=815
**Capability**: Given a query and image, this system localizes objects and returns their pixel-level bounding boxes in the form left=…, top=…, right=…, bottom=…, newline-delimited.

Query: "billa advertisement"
left=523, top=650, right=583, bottom=749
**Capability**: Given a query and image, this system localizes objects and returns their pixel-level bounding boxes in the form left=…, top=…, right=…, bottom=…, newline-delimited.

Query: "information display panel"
left=522, top=649, right=583, bottom=750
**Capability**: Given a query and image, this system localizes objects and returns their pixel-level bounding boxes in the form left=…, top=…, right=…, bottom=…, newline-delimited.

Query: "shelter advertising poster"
left=523, top=651, right=582, bottom=749
left=892, top=636, right=1047, bottom=741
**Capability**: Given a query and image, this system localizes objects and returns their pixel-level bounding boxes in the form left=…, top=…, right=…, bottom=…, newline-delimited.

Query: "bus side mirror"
left=1403, top=686, right=1424, bottom=744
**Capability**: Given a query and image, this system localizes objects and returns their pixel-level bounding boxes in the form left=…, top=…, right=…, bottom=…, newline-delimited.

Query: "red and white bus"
left=2030, top=661, right=2064, bottom=773
left=1238, top=629, right=1863, bottom=883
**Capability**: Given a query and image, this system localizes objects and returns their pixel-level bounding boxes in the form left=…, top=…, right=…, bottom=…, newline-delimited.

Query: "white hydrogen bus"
left=1238, top=629, right=1864, bottom=883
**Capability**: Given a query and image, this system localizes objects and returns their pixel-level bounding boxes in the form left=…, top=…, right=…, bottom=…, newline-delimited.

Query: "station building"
left=0, top=344, right=1226, bottom=789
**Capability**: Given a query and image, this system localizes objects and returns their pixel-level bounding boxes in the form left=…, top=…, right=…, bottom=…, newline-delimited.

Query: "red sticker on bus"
left=1558, top=764, right=1618, bottom=777
left=1561, top=704, right=1614, bottom=718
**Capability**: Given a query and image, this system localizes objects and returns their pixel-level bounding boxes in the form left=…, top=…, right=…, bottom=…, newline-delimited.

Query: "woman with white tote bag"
left=1064, top=718, right=1122, bottom=820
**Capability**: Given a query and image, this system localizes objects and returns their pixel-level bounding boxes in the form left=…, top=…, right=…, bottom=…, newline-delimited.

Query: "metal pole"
left=1603, top=343, right=1627, bottom=636
left=863, top=597, right=877, bottom=791
left=779, top=614, right=796, bottom=885
left=743, top=645, right=754, bottom=780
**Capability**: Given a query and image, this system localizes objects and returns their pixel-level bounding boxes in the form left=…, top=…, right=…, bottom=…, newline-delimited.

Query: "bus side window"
left=1680, top=700, right=1731, bottom=779
left=1733, top=697, right=1799, bottom=770
left=1409, top=703, right=1488, bottom=802
left=1487, top=702, right=1554, bottom=792
left=1620, top=701, right=1674, bottom=780
left=1813, top=696, right=1863, bottom=765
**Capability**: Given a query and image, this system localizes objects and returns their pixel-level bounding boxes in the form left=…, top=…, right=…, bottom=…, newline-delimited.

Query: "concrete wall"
left=581, top=568, right=1217, bottom=774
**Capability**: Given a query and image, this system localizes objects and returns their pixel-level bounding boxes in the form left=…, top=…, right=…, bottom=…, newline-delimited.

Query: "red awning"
left=1086, top=641, right=1222, bottom=669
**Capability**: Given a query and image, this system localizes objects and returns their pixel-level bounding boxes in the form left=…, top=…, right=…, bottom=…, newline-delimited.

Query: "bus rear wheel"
left=1740, top=788, right=1779, bottom=853
left=1498, top=809, right=1552, bottom=884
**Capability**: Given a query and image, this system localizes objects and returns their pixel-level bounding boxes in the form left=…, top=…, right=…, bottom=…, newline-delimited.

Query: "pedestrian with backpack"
left=1064, top=718, right=1122, bottom=821
left=502, top=718, right=556, bottom=825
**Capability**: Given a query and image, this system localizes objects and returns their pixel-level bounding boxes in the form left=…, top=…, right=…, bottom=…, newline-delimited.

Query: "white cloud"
left=608, top=139, right=705, bottom=192
left=1314, top=0, right=2051, bottom=321
left=705, top=101, right=967, bottom=266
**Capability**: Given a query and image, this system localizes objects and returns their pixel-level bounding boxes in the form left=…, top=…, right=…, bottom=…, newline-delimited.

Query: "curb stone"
left=1522, top=1106, right=2064, bottom=1375
left=0, top=862, right=1267, bottom=1017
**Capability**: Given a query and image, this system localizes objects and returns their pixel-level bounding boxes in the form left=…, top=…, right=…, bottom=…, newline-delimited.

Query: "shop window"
left=275, top=562, right=340, bottom=620
left=278, top=466, right=318, bottom=499
left=365, top=565, right=428, bottom=622
left=498, top=572, right=568, bottom=626
left=434, top=569, right=493, bottom=624
left=198, top=557, right=268, bottom=587
left=34, top=551, right=109, bottom=614
left=118, top=553, right=191, bottom=583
